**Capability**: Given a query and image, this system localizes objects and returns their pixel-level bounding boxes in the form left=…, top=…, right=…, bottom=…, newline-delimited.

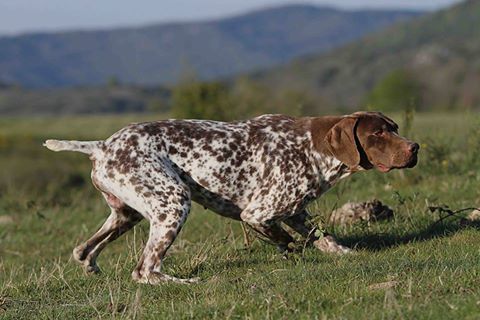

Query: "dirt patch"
left=368, top=280, right=399, bottom=290
left=0, top=215, right=14, bottom=225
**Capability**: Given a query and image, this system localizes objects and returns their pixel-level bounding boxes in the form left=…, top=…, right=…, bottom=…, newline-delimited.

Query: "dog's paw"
left=84, top=263, right=101, bottom=274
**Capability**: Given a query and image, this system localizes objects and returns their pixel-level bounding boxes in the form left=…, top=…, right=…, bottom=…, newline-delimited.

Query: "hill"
left=251, top=0, right=480, bottom=110
left=0, top=5, right=420, bottom=88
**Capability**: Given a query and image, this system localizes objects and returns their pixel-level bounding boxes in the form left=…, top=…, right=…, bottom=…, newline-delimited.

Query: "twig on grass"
left=240, top=222, right=251, bottom=248
left=428, top=205, right=479, bottom=229
left=301, top=226, right=318, bottom=259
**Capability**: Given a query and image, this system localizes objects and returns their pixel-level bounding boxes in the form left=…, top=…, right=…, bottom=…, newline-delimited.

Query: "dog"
left=44, top=112, right=419, bottom=284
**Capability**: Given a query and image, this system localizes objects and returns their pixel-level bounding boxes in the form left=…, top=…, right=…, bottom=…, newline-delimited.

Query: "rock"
left=459, top=209, right=480, bottom=227
left=313, top=235, right=351, bottom=254
left=467, top=209, right=480, bottom=221
left=329, top=200, right=393, bottom=225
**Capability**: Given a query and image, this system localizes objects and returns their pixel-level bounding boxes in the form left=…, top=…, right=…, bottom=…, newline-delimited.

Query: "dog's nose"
left=408, top=142, right=420, bottom=154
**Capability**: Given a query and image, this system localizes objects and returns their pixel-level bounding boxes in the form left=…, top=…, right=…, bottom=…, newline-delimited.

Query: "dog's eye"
left=373, top=130, right=384, bottom=137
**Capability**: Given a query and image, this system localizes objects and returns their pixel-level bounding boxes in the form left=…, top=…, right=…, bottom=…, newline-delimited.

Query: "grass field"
left=1, top=112, right=480, bottom=319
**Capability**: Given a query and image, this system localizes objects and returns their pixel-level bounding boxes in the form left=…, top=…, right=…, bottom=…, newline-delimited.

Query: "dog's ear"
left=325, top=117, right=360, bottom=169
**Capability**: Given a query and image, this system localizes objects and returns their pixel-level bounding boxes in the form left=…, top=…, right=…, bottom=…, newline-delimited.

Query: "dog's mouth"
left=376, top=154, right=418, bottom=173
left=406, top=154, right=418, bottom=168
left=376, top=163, right=391, bottom=173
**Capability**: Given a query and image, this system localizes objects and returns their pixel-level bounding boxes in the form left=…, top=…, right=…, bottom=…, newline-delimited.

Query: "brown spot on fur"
left=198, top=178, right=210, bottom=188
left=165, top=230, right=175, bottom=242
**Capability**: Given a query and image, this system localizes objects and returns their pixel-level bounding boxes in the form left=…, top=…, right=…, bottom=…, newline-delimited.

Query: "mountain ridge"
left=0, top=4, right=421, bottom=87
left=251, top=0, right=479, bottom=110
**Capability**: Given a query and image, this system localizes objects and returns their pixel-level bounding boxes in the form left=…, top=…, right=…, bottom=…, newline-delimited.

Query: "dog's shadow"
left=335, top=219, right=480, bottom=251
left=180, top=219, right=480, bottom=279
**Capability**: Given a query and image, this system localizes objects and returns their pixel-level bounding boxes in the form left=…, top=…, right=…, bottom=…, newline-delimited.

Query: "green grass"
left=2, top=112, right=480, bottom=319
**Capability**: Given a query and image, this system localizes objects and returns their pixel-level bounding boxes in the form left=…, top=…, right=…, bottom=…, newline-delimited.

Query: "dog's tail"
left=43, top=139, right=104, bottom=156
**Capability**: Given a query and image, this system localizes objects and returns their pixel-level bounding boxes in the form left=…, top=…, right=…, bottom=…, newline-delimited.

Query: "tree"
left=367, top=70, right=421, bottom=112
left=231, top=77, right=270, bottom=119
left=171, top=80, right=232, bottom=121
left=106, top=76, right=121, bottom=87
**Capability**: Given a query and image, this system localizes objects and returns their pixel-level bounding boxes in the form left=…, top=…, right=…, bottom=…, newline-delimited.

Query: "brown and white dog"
left=44, top=112, right=419, bottom=284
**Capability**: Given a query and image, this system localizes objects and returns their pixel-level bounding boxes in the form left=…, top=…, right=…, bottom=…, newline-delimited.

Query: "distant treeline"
left=0, top=82, right=170, bottom=116
left=0, top=77, right=319, bottom=118
left=0, top=68, right=456, bottom=119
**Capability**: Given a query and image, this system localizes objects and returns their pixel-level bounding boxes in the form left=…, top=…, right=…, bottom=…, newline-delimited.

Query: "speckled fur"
left=46, top=114, right=358, bottom=284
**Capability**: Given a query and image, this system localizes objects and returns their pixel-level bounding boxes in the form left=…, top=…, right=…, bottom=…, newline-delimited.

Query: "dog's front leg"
left=240, top=208, right=294, bottom=252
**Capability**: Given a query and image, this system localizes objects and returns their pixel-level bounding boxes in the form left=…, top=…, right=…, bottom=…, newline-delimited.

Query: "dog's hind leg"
left=129, top=175, right=195, bottom=284
left=73, top=198, right=143, bottom=274
left=96, top=160, right=198, bottom=284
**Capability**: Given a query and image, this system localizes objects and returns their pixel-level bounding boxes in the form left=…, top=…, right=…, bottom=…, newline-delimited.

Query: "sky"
left=0, top=0, right=463, bottom=35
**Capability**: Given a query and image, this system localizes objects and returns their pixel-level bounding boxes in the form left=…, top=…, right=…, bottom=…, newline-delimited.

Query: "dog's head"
left=325, top=111, right=419, bottom=172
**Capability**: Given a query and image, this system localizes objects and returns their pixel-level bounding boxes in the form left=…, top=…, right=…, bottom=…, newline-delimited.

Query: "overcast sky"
left=0, top=0, right=463, bottom=35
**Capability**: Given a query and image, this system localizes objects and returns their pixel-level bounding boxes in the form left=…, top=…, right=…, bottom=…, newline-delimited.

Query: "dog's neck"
left=310, top=151, right=352, bottom=193
left=296, top=116, right=360, bottom=195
